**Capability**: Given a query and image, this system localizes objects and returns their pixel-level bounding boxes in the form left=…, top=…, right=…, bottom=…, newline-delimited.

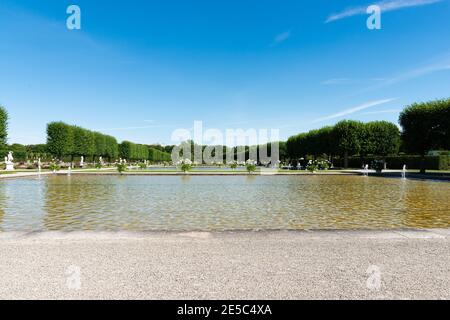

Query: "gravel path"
left=0, top=230, right=449, bottom=299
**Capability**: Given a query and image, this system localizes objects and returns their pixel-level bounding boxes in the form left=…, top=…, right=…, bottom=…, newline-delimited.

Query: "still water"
left=0, top=175, right=449, bottom=231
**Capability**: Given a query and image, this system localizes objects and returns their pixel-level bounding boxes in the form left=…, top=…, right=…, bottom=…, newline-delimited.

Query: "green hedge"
left=119, top=141, right=148, bottom=161
left=47, top=122, right=119, bottom=160
left=0, top=150, right=55, bottom=162
left=148, top=147, right=171, bottom=162
left=334, top=155, right=450, bottom=170
left=0, top=150, right=27, bottom=162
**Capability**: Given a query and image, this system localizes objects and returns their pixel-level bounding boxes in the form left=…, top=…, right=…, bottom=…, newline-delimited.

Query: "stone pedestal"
left=5, top=163, right=14, bottom=171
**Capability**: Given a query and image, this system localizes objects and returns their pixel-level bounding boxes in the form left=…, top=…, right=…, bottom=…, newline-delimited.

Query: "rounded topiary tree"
left=331, top=120, right=364, bottom=168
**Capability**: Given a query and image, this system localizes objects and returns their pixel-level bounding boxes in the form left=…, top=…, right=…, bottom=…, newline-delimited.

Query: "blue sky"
left=0, top=0, right=449, bottom=145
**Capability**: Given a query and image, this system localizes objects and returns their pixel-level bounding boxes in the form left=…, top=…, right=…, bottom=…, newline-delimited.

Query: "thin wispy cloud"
left=312, top=98, right=397, bottom=123
left=322, top=78, right=352, bottom=85
left=355, top=56, right=450, bottom=95
left=322, top=78, right=389, bottom=85
left=360, top=108, right=402, bottom=115
left=270, top=30, right=291, bottom=46
left=325, top=0, right=443, bottom=23
left=377, top=61, right=450, bottom=87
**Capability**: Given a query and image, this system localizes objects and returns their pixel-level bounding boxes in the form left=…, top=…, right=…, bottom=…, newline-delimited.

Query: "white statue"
left=99, top=156, right=104, bottom=165
left=37, top=158, right=42, bottom=173
left=363, top=164, right=369, bottom=177
left=80, top=156, right=84, bottom=167
left=4, top=151, right=14, bottom=171
left=5, top=151, right=13, bottom=163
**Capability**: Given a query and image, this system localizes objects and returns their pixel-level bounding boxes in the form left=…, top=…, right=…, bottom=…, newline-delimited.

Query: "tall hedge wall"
left=334, top=155, right=449, bottom=170
left=119, top=141, right=148, bottom=161
left=47, top=122, right=119, bottom=160
left=148, top=147, right=171, bottom=162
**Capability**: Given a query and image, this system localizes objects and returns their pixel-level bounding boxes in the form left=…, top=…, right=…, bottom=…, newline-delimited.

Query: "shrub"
left=138, top=162, right=147, bottom=169
left=245, top=159, right=257, bottom=173
left=371, top=160, right=385, bottom=173
left=317, top=160, right=330, bottom=170
left=178, top=158, right=192, bottom=172
left=116, top=163, right=127, bottom=174
left=306, top=160, right=318, bottom=172
left=49, top=162, right=60, bottom=172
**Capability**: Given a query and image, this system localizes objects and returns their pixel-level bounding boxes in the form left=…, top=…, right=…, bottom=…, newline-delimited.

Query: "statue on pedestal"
left=4, top=151, right=14, bottom=171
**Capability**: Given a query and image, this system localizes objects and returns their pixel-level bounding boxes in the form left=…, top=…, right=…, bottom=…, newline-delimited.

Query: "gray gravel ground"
left=0, top=229, right=449, bottom=299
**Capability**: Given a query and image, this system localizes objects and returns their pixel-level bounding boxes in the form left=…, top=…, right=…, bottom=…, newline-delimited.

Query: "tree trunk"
left=344, top=151, right=348, bottom=169
left=420, top=154, right=426, bottom=174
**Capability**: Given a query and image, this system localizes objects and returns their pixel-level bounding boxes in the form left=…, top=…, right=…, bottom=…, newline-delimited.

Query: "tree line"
left=2, top=98, right=449, bottom=171
left=46, top=122, right=172, bottom=163
left=47, top=122, right=120, bottom=161
left=119, top=141, right=148, bottom=161
left=287, top=120, right=400, bottom=168
left=399, top=98, right=449, bottom=172
left=286, top=98, right=449, bottom=172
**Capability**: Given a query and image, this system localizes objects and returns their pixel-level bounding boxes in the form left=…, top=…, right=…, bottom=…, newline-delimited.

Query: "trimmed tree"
left=399, top=98, right=450, bottom=173
left=72, top=126, right=95, bottom=160
left=119, top=141, right=133, bottom=160
left=93, top=132, right=107, bottom=161
left=0, top=105, right=8, bottom=148
left=365, top=121, right=400, bottom=156
left=331, top=120, right=364, bottom=168
left=105, top=135, right=119, bottom=161
left=47, top=122, right=74, bottom=160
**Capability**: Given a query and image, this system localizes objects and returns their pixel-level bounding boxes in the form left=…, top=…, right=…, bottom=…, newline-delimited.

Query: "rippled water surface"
left=0, top=175, right=449, bottom=231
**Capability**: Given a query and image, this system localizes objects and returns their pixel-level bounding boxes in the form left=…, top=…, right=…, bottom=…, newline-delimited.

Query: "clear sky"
left=1, top=0, right=449, bottom=145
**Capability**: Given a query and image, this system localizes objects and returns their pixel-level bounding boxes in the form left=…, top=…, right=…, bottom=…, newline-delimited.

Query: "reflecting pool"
left=0, top=175, right=449, bottom=231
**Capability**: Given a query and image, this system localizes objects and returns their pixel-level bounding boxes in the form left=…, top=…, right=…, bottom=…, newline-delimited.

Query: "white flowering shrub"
left=178, top=158, right=193, bottom=172
left=245, top=159, right=257, bottom=173
left=306, top=159, right=331, bottom=172
left=229, top=161, right=238, bottom=169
